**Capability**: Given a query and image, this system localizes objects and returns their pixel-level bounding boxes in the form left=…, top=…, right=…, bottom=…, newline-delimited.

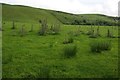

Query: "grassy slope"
left=2, top=4, right=61, bottom=24
left=2, top=4, right=116, bottom=25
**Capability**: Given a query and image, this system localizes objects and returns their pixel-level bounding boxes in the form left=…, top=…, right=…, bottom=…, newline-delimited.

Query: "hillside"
left=2, top=3, right=118, bottom=25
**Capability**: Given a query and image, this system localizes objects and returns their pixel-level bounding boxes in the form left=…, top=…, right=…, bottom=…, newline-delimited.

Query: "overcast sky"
left=0, top=0, right=119, bottom=16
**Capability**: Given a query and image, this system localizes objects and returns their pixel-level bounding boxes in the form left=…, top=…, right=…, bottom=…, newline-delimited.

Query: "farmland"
left=2, top=3, right=119, bottom=78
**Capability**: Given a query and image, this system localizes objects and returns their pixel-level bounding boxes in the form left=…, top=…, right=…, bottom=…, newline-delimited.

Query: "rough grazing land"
left=2, top=21, right=118, bottom=78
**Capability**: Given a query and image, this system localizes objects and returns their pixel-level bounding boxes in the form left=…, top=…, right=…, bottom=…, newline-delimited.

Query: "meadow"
left=2, top=21, right=118, bottom=78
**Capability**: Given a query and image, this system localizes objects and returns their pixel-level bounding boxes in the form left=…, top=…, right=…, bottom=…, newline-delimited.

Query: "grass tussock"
left=90, top=40, right=111, bottom=53
left=63, top=44, right=77, bottom=58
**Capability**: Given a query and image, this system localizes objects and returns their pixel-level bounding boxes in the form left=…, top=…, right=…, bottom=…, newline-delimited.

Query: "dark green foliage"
left=39, top=19, right=42, bottom=23
left=63, top=44, right=77, bottom=58
left=39, top=19, right=48, bottom=35
left=11, top=21, right=15, bottom=29
left=90, top=40, right=111, bottom=53
left=83, top=19, right=87, bottom=23
left=68, top=37, right=73, bottom=43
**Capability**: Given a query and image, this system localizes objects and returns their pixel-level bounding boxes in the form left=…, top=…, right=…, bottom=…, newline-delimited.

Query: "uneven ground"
left=2, top=21, right=118, bottom=78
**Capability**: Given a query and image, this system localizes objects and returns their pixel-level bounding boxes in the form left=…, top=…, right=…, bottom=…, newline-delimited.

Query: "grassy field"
left=2, top=21, right=118, bottom=78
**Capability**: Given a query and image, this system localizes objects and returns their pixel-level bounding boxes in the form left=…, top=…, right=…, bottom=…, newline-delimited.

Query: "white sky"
left=0, top=0, right=119, bottom=17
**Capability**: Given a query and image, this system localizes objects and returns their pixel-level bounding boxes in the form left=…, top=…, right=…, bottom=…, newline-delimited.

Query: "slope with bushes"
left=2, top=3, right=118, bottom=26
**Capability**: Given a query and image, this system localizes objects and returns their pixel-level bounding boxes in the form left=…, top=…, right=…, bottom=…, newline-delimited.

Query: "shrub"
left=63, top=44, right=77, bottom=58
left=39, top=19, right=48, bottom=35
left=90, top=40, right=111, bottom=53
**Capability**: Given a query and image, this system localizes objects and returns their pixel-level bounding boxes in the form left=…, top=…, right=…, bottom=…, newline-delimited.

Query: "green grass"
left=63, top=44, right=77, bottom=58
left=2, top=3, right=119, bottom=78
left=2, top=21, right=118, bottom=78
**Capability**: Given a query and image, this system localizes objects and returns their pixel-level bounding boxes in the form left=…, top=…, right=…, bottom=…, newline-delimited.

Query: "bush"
left=63, top=44, right=77, bottom=58
left=90, top=40, right=111, bottom=53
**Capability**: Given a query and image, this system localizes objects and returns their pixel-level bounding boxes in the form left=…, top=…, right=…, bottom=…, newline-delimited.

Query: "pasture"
left=2, top=21, right=118, bottom=78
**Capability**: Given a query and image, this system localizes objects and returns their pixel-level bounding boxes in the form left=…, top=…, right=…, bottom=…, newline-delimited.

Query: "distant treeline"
left=51, top=11, right=119, bottom=26
left=57, top=16, right=119, bottom=26
left=69, top=19, right=119, bottom=26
